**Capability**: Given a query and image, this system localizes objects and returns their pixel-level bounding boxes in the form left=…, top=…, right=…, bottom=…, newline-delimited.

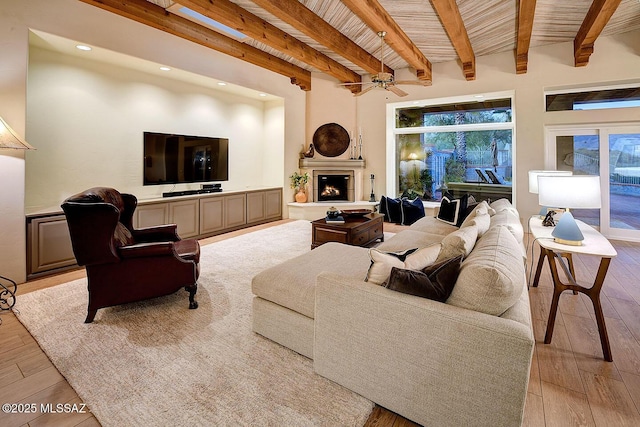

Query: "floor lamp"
left=1, top=116, right=35, bottom=310
left=538, top=175, right=601, bottom=246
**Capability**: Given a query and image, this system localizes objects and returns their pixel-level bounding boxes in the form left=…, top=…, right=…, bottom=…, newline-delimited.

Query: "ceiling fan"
left=342, top=31, right=426, bottom=97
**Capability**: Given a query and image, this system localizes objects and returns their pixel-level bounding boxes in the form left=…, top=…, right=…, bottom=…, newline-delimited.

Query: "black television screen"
left=143, top=132, right=229, bottom=185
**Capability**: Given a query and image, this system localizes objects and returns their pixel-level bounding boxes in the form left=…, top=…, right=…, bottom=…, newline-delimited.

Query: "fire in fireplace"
left=317, top=174, right=350, bottom=202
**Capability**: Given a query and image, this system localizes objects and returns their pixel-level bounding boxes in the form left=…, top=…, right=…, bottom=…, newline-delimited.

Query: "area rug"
left=14, top=220, right=377, bottom=426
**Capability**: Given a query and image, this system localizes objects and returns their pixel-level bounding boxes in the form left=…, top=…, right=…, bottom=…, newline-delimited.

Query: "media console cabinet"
left=26, top=187, right=283, bottom=279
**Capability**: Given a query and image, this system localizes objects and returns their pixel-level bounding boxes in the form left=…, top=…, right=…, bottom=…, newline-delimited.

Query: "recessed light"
left=76, top=45, right=92, bottom=51
left=259, top=93, right=267, bottom=97
left=217, top=82, right=227, bottom=86
left=159, top=66, right=171, bottom=71
left=474, top=95, right=484, bottom=98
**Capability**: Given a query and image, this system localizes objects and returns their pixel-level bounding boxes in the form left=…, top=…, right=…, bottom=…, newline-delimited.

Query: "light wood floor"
left=2, top=220, right=640, bottom=426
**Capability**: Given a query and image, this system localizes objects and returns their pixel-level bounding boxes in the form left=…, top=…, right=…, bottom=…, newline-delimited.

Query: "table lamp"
left=528, top=170, right=572, bottom=217
left=538, top=175, right=601, bottom=246
left=0, top=116, right=35, bottom=149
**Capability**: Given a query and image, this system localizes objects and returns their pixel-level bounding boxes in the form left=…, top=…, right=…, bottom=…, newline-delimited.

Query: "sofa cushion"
left=376, top=229, right=444, bottom=252
left=365, top=244, right=441, bottom=285
left=436, top=194, right=468, bottom=226
left=489, top=209, right=524, bottom=243
left=385, top=255, right=463, bottom=302
left=459, top=200, right=490, bottom=228
left=447, top=225, right=525, bottom=316
left=408, top=216, right=458, bottom=236
left=466, top=212, right=491, bottom=238
left=251, top=242, right=370, bottom=319
left=490, top=198, right=518, bottom=216
left=436, top=224, right=478, bottom=262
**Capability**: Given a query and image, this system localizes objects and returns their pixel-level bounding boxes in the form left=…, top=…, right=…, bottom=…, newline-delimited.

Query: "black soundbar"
left=162, top=188, right=223, bottom=198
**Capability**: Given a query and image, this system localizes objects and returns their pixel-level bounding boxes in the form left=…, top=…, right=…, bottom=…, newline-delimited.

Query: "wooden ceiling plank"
left=249, top=0, right=392, bottom=76
left=78, top=0, right=312, bottom=90
left=341, top=0, right=432, bottom=84
left=178, top=0, right=361, bottom=88
left=515, top=0, right=537, bottom=74
left=574, top=0, right=623, bottom=67
left=430, top=0, right=476, bottom=80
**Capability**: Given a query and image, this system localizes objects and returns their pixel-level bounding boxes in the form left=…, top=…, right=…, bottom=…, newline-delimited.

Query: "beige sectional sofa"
left=251, top=199, right=534, bottom=427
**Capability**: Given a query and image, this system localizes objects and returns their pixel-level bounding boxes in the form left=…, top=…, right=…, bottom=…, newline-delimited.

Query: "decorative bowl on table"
left=340, top=209, right=372, bottom=218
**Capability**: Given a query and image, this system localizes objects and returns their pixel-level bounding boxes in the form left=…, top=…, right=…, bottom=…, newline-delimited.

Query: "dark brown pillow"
left=385, top=255, right=463, bottom=302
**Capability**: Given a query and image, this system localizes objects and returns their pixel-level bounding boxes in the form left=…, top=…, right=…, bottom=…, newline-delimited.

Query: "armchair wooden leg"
left=186, top=284, right=198, bottom=309
left=85, top=309, right=97, bottom=323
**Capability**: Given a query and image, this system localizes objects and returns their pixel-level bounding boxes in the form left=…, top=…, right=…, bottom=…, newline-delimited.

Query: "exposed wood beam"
left=574, top=0, right=622, bottom=67
left=78, top=0, right=311, bottom=90
left=341, top=0, right=432, bottom=84
left=429, top=0, right=475, bottom=80
left=515, top=0, right=537, bottom=74
left=178, top=0, right=361, bottom=90
left=249, top=0, right=392, bottom=76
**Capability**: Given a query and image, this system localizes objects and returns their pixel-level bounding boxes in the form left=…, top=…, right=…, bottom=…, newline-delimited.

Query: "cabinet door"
left=246, top=192, right=266, bottom=224
left=169, top=199, right=199, bottom=238
left=200, top=197, right=225, bottom=234
left=224, top=193, right=247, bottom=228
left=28, top=215, right=76, bottom=275
left=265, top=189, right=283, bottom=219
left=134, top=203, right=168, bottom=228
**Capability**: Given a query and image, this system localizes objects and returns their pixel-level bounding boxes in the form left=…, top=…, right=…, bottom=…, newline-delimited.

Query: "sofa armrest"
left=314, top=273, right=533, bottom=427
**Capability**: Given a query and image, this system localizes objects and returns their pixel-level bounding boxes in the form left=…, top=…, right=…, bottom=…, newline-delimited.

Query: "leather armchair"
left=61, top=187, right=199, bottom=323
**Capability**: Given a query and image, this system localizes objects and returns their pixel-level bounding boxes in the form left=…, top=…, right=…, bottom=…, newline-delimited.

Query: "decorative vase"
left=295, top=188, right=307, bottom=203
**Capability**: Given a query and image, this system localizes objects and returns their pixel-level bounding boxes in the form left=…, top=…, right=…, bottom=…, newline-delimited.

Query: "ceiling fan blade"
left=394, top=80, right=430, bottom=86
left=387, top=85, right=408, bottom=97
left=354, top=85, right=378, bottom=97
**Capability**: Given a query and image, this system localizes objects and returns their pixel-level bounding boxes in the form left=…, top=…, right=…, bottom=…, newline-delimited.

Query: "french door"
left=546, top=125, right=640, bottom=242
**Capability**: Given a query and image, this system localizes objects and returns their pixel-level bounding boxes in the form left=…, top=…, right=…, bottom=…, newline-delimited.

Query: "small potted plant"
left=290, top=171, right=310, bottom=203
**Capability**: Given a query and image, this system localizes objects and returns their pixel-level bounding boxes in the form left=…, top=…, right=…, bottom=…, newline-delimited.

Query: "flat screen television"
left=143, top=132, right=229, bottom=185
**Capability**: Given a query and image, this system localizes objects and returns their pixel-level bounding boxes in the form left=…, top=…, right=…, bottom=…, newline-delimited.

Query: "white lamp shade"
left=528, top=170, right=572, bottom=193
left=538, top=175, right=601, bottom=209
left=0, top=116, right=35, bottom=150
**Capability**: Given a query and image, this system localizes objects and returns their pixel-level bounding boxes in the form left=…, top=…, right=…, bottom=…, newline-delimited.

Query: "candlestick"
left=358, top=134, right=363, bottom=160
left=369, top=174, right=376, bottom=202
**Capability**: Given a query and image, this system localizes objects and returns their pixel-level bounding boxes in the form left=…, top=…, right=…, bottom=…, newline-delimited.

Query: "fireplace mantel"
left=299, top=158, right=365, bottom=169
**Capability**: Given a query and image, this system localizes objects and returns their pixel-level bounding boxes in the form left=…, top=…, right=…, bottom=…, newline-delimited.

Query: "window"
left=387, top=93, right=514, bottom=201
left=546, top=84, right=640, bottom=112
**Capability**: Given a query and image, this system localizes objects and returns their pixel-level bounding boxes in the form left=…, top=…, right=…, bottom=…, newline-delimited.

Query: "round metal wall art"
left=312, top=123, right=350, bottom=157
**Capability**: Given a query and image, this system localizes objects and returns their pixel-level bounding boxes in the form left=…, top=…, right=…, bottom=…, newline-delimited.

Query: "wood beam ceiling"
left=249, top=0, right=392, bottom=76
left=341, top=0, right=432, bottom=84
left=429, top=0, right=475, bottom=80
left=78, top=0, right=312, bottom=90
left=178, top=0, right=362, bottom=91
left=574, top=0, right=623, bottom=67
left=515, top=0, right=537, bottom=74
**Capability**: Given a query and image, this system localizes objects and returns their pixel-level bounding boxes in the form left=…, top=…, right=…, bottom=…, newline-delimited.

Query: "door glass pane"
left=555, top=134, right=600, bottom=227
left=609, top=133, right=640, bottom=231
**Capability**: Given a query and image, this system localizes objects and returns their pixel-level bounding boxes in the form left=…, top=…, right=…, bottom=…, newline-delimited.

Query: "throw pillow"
left=436, top=193, right=469, bottom=226
left=365, top=244, right=441, bottom=285
left=400, top=197, right=426, bottom=225
left=379, top=196, right=402, bottom=223
left=385, top=255, right=463, bottom=302
left=459, top=200, right=490, bottom=229
left=436, top=224, right=478, bottom=262
left=467, top=212, right=491, bottom=237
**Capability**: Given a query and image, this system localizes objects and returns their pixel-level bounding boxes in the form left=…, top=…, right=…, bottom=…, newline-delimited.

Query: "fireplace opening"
left=317, top=174, right=350, bottom=202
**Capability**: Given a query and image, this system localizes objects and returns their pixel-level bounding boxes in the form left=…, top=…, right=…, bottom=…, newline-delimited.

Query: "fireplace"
left=313, top=170, right=355, bottom=202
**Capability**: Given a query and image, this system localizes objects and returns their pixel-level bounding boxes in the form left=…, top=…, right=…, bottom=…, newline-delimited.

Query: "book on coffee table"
left=325, top=215, right=345, bottom=224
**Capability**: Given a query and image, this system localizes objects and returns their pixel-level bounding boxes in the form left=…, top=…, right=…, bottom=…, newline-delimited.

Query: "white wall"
left=26, top=46, right=276, bottom=210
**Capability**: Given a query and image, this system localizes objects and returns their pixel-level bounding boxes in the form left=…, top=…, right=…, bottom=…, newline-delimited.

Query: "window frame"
left=386, top=91, right=516, bottom=200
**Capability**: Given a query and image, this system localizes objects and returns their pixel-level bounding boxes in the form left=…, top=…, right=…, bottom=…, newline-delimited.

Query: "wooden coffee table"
left=311, top=213, right=384, bottom=249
